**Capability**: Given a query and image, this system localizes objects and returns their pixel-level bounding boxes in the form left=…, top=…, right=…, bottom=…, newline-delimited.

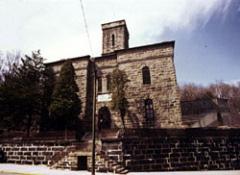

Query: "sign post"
left=91, top=61, right=97, bottom=175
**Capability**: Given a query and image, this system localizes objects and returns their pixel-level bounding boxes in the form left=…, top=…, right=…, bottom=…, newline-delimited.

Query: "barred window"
left=142, top=66, right=151, bottom=84
left=112, top=34, right=115, bottom=47
left=144, top=99, right=154, bottom=120
left=106, top=74, right=111, bottom=91
left=98, top=77, right=102, bottom=92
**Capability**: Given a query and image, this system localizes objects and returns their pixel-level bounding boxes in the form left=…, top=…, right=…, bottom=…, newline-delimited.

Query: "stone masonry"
left=0, top=142, right=69, bottom=165
left=2, top=128, right=240, bottom=172
left=47, top=19, right=182, bottom=129
left=102, top=20, right=129, bottom=54
left=122, top=128, right=240, bottom=171
left=2, top=20, right=239, bottom=173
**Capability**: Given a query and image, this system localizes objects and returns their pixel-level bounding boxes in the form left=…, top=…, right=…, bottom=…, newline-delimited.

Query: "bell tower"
left=102, top=20, right=129, bottom=55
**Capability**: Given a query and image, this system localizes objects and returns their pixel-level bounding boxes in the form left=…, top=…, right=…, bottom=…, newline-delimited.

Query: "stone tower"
left=102, top=20, right=129, bottom=55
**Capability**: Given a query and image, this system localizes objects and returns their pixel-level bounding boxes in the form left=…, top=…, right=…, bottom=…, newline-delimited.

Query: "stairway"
left=48, top=145, right=78, bottom=169
left=95, top=138, right=128, bottom=174
left=49, top=141, right=93, bottom=170
left=96, top=150, right=128, bottom=174
left=48, top=130, right=128, bottom=174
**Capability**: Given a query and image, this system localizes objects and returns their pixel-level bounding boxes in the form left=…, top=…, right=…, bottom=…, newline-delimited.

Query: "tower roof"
left=101, top=20, right=127, bottom=30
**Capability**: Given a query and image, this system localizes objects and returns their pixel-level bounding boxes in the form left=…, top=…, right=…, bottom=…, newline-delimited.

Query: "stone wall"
left=102, top=20, right=129, bottom=54
left=95, top=54, right=122, bottom=129
left=2, top=128, right=240, bottom=172
left=47, top=42, right=182, bottom=129
left=117, top=42, right=182, bottom=128
left=122, top=128, right=240, bottom=172
left=0, top=141, right=71, bottom=165
left=95, top=42, right=182, bottom=129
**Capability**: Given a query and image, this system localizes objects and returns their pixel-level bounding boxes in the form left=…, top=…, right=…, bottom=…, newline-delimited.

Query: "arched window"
left=142, top=66, right=151, bottom=84
left=98, top=77, right=102, bottom=93
left=144, top=99, right=154, bottom=121
left=112, top=34, right=115, bottom=47
left=106, top=74, right=111, bottom=91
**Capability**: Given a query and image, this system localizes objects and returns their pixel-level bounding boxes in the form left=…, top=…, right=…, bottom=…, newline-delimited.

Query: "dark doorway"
left=78, top=156, right=88, bottom=170
left=98, top=106, right=112, bottom=130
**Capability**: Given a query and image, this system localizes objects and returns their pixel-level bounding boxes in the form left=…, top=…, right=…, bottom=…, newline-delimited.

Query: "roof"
left=115, top=40, right=175, bottom=54
left=101, top=19, right=127, bottom=30
left=45, top=55, right=90, bottom=66
left=45, top=41, right=175, bottom=64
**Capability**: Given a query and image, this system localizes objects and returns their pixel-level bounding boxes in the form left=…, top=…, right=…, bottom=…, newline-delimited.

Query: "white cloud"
left=0, top=0, right=232, bottom=62
left=225, top=79, right=240, bottom=86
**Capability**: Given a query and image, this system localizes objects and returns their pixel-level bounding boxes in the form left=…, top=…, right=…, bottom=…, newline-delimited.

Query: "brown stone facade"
left=102, top=20, right=129, bottom=54
left=122, top=128, right=240, bottom=171
left=2, top=128, right=240, bottom=172
left=47, top=19, right=182, bottom=129
left=0, top=142, right=67, bottom=165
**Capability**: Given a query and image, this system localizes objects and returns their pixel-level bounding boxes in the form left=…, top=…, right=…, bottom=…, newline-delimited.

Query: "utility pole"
left=91, top=59, right=97, bottom=175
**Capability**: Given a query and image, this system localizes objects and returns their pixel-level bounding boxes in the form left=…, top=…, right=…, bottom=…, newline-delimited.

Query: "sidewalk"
left=1, top=164, right=240, bottom=175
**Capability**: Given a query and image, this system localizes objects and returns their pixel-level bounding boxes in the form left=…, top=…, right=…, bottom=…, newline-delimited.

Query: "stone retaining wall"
left=122, top=128, right=240, bottom=172
left=2, top=128, right=240, bottom=172
left=0, top=141, right=72, bottom=165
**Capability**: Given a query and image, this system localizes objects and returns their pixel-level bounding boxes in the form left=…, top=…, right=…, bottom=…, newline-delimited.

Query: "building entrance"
left=77, top=156, right=88, bottom=170
left=98, top=106, right=111, bottom=130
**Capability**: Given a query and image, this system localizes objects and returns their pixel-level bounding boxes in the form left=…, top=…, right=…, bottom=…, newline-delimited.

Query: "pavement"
left=1, top=164, right=240, bottom=175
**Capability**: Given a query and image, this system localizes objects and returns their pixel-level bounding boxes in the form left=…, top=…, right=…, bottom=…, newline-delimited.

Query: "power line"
left=78, top=2, right=95, bottom=175
left=79, top=0, right=93, bottom=55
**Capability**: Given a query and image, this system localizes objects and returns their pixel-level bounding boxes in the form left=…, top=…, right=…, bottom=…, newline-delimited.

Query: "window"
left=144, top=99, right=154, bottom=121
left=142, top=66, right=151, bottom=84
left=112, top=34, right=115, bottom=47
left=217, top=112, right=223, bottom=125
left=106, top=74, right=111, bottom=91
left=98, top=77, right=102, bottom=92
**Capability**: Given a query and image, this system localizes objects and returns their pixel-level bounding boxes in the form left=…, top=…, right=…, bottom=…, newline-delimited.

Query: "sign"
left=97, top=93, right=112, bottom=102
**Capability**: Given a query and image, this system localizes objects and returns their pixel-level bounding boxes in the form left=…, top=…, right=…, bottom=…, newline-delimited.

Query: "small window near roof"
left=98, top=77, right=102, bottom=93
left=106, top=74, right=111, bottom=91
left=142, top=66, right=151, bottom=84
left=112, top=34, right=115, bottom=47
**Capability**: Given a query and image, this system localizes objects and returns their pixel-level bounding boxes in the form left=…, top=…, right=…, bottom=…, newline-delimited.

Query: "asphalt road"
left=2, top=164, right=240, bottom=175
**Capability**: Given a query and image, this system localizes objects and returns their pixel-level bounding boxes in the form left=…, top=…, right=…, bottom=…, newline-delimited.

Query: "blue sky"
left=0, top=0, right=239, bottom=85
left=171, top=0, right=240, bottom=85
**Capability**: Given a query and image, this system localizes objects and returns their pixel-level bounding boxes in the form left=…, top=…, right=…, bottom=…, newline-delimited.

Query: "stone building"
left=47, top=19, right=182, bottom=129
left=181, top=98, right=237, bottom=128
left=4, top=20, right=240, bottom=173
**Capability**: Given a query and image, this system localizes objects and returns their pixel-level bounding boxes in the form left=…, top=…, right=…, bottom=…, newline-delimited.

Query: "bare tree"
left=180, top=81, right=240, bottom=114
left=0, top=51, right=21, bottom=81
left=180, top=83, right=213, bottom=101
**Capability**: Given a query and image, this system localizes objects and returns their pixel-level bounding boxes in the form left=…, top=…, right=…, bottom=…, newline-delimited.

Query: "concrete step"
left=117, top=169, right=129, bottom=174
left=116, top=166, right=125, bottom=172
left=96, top=166, right=108, bottom=172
